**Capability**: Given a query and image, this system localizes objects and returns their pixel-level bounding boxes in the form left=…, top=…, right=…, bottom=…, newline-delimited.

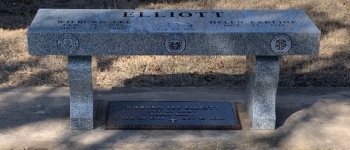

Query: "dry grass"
left=0, top=0, right=349, bottom=87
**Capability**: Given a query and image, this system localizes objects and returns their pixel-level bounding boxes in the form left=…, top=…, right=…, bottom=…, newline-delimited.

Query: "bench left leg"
left=68, top=56, right=94, bottom=130
left=245, top=56, right=279, bottom=130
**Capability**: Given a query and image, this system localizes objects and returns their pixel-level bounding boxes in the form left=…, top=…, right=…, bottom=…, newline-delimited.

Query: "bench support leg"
left=68, top=56, right=94, bottom=130
left=245, top=56, right=279, bottom=130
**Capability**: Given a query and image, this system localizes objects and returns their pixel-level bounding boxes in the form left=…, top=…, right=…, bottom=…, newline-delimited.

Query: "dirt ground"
left=0, top=0, right=350, bottom=87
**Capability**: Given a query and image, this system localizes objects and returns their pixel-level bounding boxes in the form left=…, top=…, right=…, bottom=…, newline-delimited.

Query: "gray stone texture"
left=68, top=56, right=94, bottom=130
left=245, top=56, right=279, bottom=129
left=27, top=9, right=320, bottom=56
left=27, top=9, right=321, bottom=130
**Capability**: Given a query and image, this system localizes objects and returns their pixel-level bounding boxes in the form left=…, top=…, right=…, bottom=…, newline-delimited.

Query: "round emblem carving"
left=164, top=35, right=186, bottom=54
left=271, top=35, right=292, bottom=54
left=57, top=34, right=79, bottom=54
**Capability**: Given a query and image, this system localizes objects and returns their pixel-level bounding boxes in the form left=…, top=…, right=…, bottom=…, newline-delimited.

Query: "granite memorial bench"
left=27, top=9, right=320, bottom=130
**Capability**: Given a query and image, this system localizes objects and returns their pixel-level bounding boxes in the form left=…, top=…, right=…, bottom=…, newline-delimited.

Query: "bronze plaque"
left=106, top=101, right=241, bottom=130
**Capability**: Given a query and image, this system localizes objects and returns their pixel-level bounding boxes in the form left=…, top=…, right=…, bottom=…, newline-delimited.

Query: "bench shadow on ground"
left=0, top=87, right=70, bottom=130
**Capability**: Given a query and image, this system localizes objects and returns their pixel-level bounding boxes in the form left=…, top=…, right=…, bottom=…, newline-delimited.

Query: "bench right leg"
left=245, top=56, right=279, bottom=130
left=68, top=56, right=94, bottom=130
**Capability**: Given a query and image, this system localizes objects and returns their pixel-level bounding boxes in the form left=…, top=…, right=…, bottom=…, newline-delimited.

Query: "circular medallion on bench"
left=164, top=35, right=186, bottom=54
left=271, top=35, right=292, bottom=54
left=57, top=34, right=80, bottom=54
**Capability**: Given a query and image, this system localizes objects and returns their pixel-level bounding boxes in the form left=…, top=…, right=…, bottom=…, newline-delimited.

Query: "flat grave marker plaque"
left=106, top=101, right=241, bottom=130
